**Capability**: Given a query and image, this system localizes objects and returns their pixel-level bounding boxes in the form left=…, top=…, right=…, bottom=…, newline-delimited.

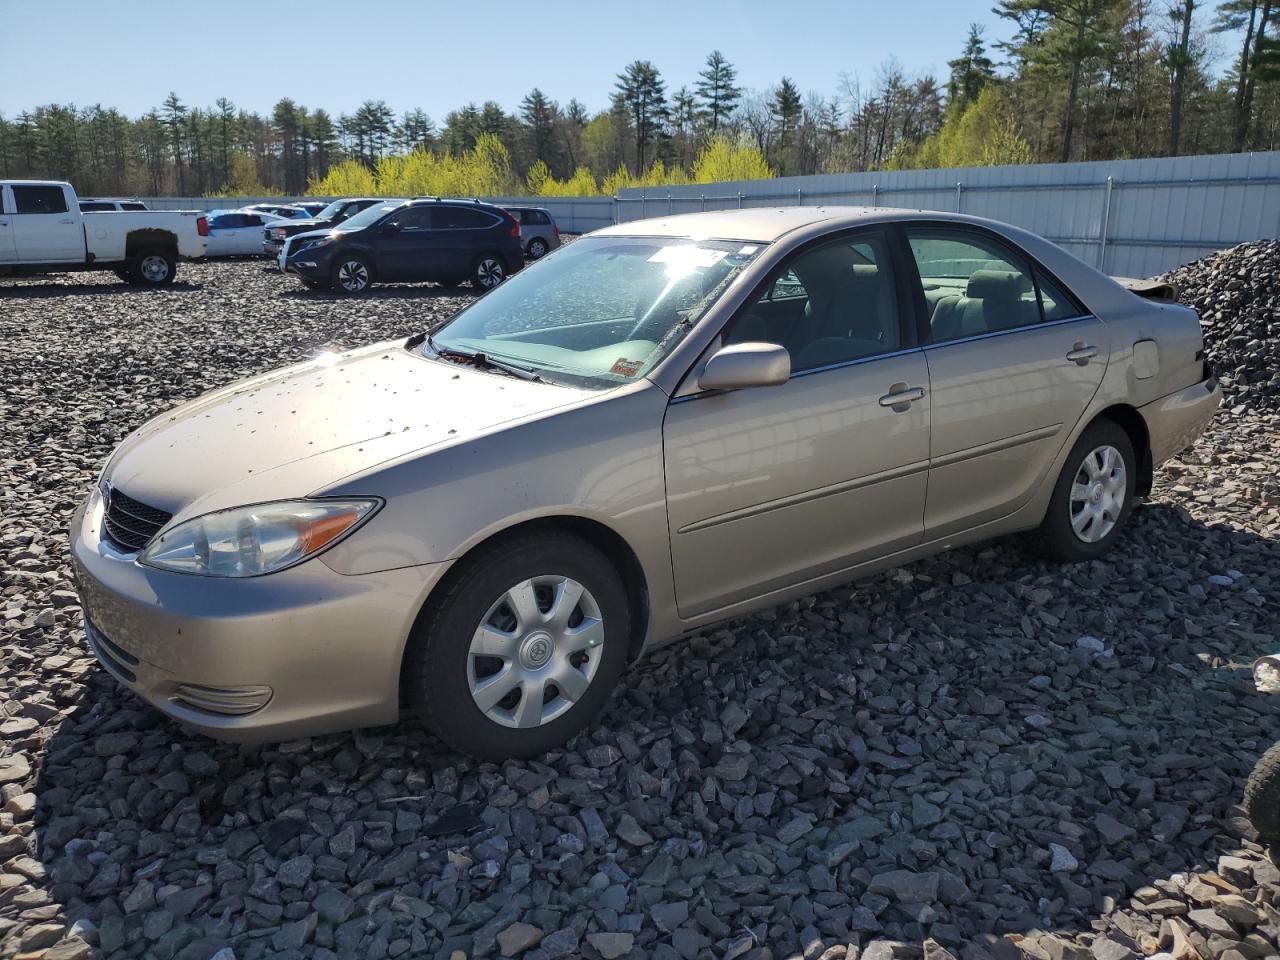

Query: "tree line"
left=3, top=0, right=1280, bottom=198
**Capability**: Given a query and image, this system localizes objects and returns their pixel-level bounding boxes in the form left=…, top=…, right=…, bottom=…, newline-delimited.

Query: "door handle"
left=878, top=383, right=926, bottom=408
left=59, top=218, right=75, bottom=224
left=1066, top=342, right=1098, bottom=364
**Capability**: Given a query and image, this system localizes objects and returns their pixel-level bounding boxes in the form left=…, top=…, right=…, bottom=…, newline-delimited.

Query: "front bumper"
left=1140, top=367, right=1222, bottom=466
left=70, top=493, right=443, bottom=743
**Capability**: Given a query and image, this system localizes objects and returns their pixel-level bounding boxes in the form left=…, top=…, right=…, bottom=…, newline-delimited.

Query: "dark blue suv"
left=284, top=197, right=524, bottom=294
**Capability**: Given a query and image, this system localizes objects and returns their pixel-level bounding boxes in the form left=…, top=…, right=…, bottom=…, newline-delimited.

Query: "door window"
left=906, top=228, right=1054, bottom=342
left=727, top=232, right=901, bottom=372
left=395, top=208, right=434, bottom=231
left=121, top=202, right=147, bottom=211
left=13, top=186, right=68, bottom=214
left=210, top=214, right=246, bottom=229
left=437, top=207, right=496, bottom=229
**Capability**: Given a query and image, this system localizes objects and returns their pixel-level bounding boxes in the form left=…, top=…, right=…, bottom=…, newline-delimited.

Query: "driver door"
left=663, top=230, right=930, bottom=618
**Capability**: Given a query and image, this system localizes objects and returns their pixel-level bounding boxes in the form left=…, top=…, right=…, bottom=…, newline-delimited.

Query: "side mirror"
left=698, top=342, right=790, bottom=392
left=381, top=221, right=401, bottom=233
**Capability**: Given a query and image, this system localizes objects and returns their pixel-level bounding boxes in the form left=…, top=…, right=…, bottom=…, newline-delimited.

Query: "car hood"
left=103, top=340, right=596, bottom=523
left=282, top=217, right=333, bottom=232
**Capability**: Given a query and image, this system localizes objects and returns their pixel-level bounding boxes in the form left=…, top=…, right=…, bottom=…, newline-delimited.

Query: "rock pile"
left=1, top=262, right=1279, bottom=960
left=1161, top=240, right=1280, bottom=410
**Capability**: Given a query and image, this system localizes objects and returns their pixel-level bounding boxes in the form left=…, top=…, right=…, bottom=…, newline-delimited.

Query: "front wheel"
left=471, top=254, right=506, bottom=290
left=404, top=533, right=630, bottom=761
left=1246, top=742, right=1280, bottom=842
left=332, top=255, right=373, bottom=294
left=1032, top=419, right=1136, bottom=562
left=128, top=247, right=176, bottom=287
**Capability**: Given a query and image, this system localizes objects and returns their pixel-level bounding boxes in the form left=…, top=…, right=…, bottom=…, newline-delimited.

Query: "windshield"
left=429, top=235, right=762, bottom=388
left=335, top=201, right=400, bottom=234
left=315, top=199, right=345, bottom=220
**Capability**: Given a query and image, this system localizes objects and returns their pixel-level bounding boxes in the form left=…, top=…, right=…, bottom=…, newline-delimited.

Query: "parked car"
left=72, top=207, right=1220, bottom=758
left=202, top=210, right=287, bottom=258
left=282, top=197, right=522, bottom=293
left=294, top=201, right=329, bottom=218
left=1, top=180, right=207, bottom=286
left=79, top=198, right=149, bottom=212
left=505, top=205, right=560, bottom=259
left=239, top=203, right=313, bottom=220
left=261, top=197, right=385, bottom=259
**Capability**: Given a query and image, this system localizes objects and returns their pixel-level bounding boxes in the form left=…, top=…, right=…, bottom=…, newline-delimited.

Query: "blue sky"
left=2, top=0, right=1022, bottom=119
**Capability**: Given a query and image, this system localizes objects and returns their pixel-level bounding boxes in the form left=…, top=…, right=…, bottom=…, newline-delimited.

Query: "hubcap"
left=140, top=255, right=168, bottom=282
left=1069, top=444, right=1126, bottom=543
left=338, top=261, right=368, bottom=291
left=467, top=575, right=604, bottom=729
left=477, top=258, right=503, bottom=288
left=530, top=240, right=547, bottom=258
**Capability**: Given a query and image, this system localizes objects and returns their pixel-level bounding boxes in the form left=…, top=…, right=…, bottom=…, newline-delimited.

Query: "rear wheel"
left=1033, top=419, right=1136, bottom=562
left=405, top=533, right=630, bottom=761
left=526, top=237, right=549, bottom=259
left=332, top=255, right=372, bottom=294
left=471, top=254, right=506, bottom=290
left=128, top=247, right=176, bottom=287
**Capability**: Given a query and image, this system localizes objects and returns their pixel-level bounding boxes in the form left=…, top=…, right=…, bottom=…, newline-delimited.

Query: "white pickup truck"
left=0, top=180, right=208, bottom=287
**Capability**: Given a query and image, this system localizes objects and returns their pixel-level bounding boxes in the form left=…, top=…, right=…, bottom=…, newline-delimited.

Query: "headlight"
left=297, top=236, right=333, bottom=252
left=139, top=499, right=379, bottom=577
left=273, top=227, right=287, bottom=238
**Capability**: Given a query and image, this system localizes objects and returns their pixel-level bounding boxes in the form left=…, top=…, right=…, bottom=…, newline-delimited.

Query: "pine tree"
left=615, top=60, right=668, bottom=172
left=947, top=24, right=995, bottom=114
left=160, top=92, right=187, bottom=193
left=695, top=50, right=742, bottom=134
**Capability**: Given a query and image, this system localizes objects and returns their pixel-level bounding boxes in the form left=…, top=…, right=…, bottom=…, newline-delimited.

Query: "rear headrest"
left=966, top=269, right=1031, bottom=300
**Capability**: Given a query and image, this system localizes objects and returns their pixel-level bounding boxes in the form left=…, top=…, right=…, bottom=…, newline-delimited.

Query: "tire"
left=331, top=255, right=373, bottom=294
left=1033, top=418, right=1136, bottom=562
left=128, top=247, right=176, bottom=287
left=471, top=253, right=506, bottom=290
left=405, top=532, right=631, bottom=761
left=526, top=237, right=549, bottom=260
left=1246, top=742, right=1280, bottom=842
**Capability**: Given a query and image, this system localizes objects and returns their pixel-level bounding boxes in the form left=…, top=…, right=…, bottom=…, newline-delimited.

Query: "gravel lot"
left=2, top=257, right=1279, bottom=960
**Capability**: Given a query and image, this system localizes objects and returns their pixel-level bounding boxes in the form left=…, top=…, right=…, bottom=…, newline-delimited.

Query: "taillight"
left=197, top=216, right=209, bottom=237
left=509, top=221, right=520, bottom=238
left=553, top=224, right=560, bottom=238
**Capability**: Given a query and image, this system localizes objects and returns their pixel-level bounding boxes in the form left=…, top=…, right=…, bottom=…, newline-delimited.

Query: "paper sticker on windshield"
left=610, top=358, right=643, bottom=377
left=647, top=246, right=727, bottom=269
left=738, top=244, right=759, bottom=255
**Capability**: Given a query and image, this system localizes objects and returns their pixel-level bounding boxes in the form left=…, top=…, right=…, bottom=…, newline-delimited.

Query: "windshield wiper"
left=425, top=334, right=545, bottom=383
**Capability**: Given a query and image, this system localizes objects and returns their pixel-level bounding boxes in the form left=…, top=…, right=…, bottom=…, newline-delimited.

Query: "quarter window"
left=727, top=232, right=901, bottom=372
left=906, top=228, right=1052, bottom=342
left=1035, top=269, right=1086, bottom=322
left=13, top=185, right=69, bottom=214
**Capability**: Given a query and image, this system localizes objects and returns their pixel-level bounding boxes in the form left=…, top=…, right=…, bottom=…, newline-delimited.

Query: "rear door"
left=12, top=184, right=83, bottom=262
left=436, top=206, right=502, bottom=277
left=902, top=224, right=1107, bottom=539
left=0, top=187, right=17, bottom=263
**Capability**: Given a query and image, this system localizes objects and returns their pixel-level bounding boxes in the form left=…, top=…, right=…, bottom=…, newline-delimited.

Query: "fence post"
left=956, top=182, right=963, bottom=212
left=668, top=190, right=673, bottom=215
left=701, top=193, right=706, bottom=211
left=1098, top=176, right=1114, bottom=271
left=611, top=196, right=618, bottom=225
left=871, top=184, right=878, bottom=207
left=797, top=188, right=803, bottom=206
left=738, top=191, right=744, bottom=209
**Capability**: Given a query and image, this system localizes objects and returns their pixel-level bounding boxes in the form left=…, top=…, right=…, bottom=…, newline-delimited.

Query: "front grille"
left=103, top=489, right=172, bottom=552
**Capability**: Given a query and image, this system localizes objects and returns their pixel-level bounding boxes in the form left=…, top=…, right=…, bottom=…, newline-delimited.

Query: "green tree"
left=1166, top=1, right=1198, bottom=155
left=520, top=88, right=557, bottom=166
left=615, top=60, right=668, bottom=172
left=695, top=50, right=741, bottom=134
left=160, top=91, right=187, bottom=192
left=771, top=77, right=804, bottom=172
left=947, top=24, right=995, bottom=114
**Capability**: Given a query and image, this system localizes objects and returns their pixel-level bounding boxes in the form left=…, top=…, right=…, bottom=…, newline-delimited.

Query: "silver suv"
left=505, top=206, right=561, bottom=259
